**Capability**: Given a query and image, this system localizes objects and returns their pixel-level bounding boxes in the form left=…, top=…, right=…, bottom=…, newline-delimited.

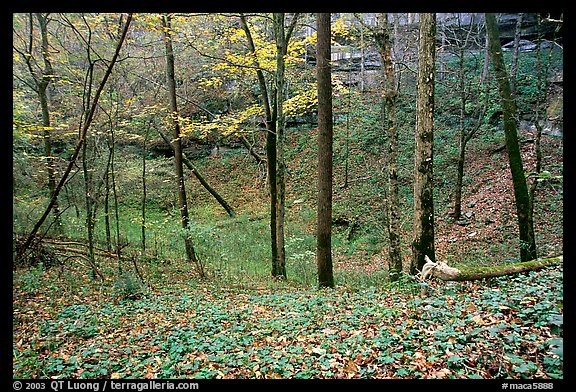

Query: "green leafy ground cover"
left=13, top=263, right=563, bottom=379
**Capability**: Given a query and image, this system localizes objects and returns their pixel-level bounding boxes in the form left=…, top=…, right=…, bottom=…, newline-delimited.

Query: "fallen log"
left=420, top=255, right=562, bottom=282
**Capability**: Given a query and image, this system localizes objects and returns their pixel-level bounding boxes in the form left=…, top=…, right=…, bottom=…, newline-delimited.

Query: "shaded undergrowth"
left=13, top=262, right=563, bottom=379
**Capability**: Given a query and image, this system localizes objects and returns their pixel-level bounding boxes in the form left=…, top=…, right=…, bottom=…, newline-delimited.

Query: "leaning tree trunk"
left=485, top=13, right=537, bottom=263
left=156, top=128, right=236, bottom=218
left=420, top=255, right=562, bottom=282
left=16, top=14, right=132, bottom=262
left=411, top=13, right=437, bottom=275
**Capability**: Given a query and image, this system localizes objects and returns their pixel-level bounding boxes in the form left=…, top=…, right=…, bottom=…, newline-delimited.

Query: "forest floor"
left=13, top=261, right=563, bottom=379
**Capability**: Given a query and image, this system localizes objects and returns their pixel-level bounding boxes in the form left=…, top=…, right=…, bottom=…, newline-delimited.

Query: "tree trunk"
left=411, top=13, right=437, bottom=275
left=453, top=42, right=490, bottom=221
left=273, top=13, right=287, bottom=279
left=110, top=124, right=123, bottom=273
left=316, top=12, right=335, bottom=288
left=485, top=13, right=537, bottom=263
left=162, top=14, right=205, bottom=279
left=34, top=13, right=62, bottom=233
left=421, top=255, right=562, bottom=282
left=375, top=13, right=402, bottom=281
left=529, top=15, right=548, bottom=212
left=17, top=14, right=132, bottom=262
left=453, top=47, right=468, bottom=221
left=141, top=125, right=148, bottom=255
left=239, top=14, right=278, bottom=276
left=481, top=33, right=491, bottom=85
left=510, top=13, right=523, bottom=97
left=81, top=136, right=98, bottom=279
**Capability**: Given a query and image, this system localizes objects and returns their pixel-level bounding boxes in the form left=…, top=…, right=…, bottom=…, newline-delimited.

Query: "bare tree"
left=374, top=13, right=402, bottom=281
left=14, top=14, right=63, bottom=232
left=17, top=13, right=133, bottom=264
left=444, top=14, right=490, bottom=220
left=162, top=14, right=205, bottom=279
left=411, top=13, right=437, bottom=275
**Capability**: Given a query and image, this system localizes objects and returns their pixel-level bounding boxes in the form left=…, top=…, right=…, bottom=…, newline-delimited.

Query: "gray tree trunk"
left=375, top=13, right=402, bottom=281
left=411, top=13, right=437, bottom=275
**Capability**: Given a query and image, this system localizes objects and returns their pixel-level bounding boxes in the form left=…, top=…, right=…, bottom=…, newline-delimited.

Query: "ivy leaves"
left=13, top=265, right=562, bottom=379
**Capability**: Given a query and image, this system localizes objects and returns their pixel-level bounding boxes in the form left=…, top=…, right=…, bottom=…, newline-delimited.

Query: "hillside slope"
left=187, top=120, right=563, bottom=276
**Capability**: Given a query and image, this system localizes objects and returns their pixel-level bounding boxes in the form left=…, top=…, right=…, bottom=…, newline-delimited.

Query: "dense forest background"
left=13, top=13, right=563, bottom=380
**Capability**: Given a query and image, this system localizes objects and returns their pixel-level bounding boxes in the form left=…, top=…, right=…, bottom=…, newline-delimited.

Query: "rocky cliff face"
left=495, top=13, right=562, bottom=41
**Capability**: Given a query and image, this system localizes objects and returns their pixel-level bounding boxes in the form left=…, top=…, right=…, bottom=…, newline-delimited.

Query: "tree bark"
left=421, top=255, right=562, bottom=282
left=485, top=13, right=537, bottom=263
left=375, top=13, right=402, bottom=281
left=162, top=14, right=205, bottom=279
left=273, top=13, right=287, bottom=279
left=316, top=12, right=335, bottom=288
left=411, top=13, right=437, bottom=275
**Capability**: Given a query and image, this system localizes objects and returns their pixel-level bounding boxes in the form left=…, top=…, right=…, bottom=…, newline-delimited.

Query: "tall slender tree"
left=273, top=13, right=288, bottom=279
left=162, top=14, right=205, bottom=278
left=16, top=14, right=63, bottom=232
left=411, top=13, right=437, bottom=275
left=449, top=14, right=490, bottom=220
left=272, top=13, right=300, bottom=279
left=240, top=13, right=299, bottom=280
left=316, top=12, right=335, bottom=288
left=374, top=13, right=402, bottom=281
left=239, top=14, right=278, bottom=277
left=485, top=13, right=537, bottom=263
